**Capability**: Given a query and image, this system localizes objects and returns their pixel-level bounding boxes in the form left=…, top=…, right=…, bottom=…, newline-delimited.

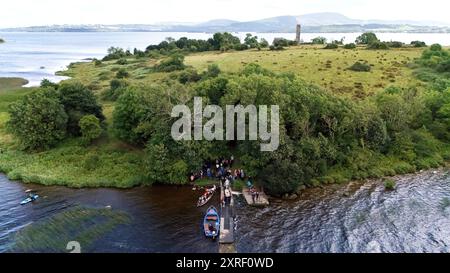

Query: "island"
left=0, top=32, right=449, bottom=198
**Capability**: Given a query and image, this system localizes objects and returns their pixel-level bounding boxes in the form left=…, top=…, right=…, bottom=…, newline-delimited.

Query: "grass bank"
left=0, top=139, right=146, bottom=188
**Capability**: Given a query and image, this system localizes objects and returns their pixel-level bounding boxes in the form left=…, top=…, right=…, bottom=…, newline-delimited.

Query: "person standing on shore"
left=250, top=188, right=256, bottom=204
left=224, top=187, right=232, bottom=205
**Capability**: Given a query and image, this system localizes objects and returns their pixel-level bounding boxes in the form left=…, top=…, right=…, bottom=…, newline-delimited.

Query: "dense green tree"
left=311, top=37, right=327, bottom=44
left=58, top=82, right=104, bottom=136
left=244, top=33, right=259, bottom=48
left=7, top=89, right=68, bottom=151
left=112, top=88, right=147, bottom=144
left=79, top=115, right=102, bottom=145
left=411, top=41, right=427, bottom=47
left=40, top=79, right=59, bottom=89
left=260, top=160, right=302, bottom=196
left=103, top=47, right=131, bottom=61
left=355, top=32, right=379, bottom=45
left=144, top=143, right=188, bottom=184
left=259, top=38, right=269, bottom=48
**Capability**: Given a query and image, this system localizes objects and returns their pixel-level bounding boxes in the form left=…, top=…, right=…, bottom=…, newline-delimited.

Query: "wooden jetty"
left=242, top=187, right=270, bottom=206
left=219, top=182, right=236, bottom=253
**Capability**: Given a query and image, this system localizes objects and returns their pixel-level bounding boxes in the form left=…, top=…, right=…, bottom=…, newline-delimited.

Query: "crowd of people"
left=189, top=155, right=260, bottom=205
left=189, top=156, right=241, bottom=182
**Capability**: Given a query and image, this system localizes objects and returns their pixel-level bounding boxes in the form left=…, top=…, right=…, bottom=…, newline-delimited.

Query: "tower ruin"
left=295, top=24, right=301, bottom=45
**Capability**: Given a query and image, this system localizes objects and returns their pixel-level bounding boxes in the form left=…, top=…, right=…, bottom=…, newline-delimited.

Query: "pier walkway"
left=242, top=187, right=270, bottom=206
left=219, top=182, right=235, bottom=252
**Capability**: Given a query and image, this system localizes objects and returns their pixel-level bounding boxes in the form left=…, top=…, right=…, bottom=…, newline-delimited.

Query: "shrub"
left=436, top=59, right=450, bottom=73
left=155, top=53, right=186, bottom=72
left=349, top=62, right=371, bottom=72
left=116, top=68, right=129, bottom=79
left=79, top=115, right=102, bottom=145
left=116, top=58, right=128, bottom=65
left=367, top=42, right=389, bottom=50
left=430, top=44, right=442, bottom=51
left=102, top=79, right=129, bottom=101
left=202, top=64, right=221, bottom=79
left=384, top=178, right=396, bottom=190
left=103, top=47, right=130, bottom=61
left=411, top=41, right=427, bottom=48
left=233, top=43, right=248, bottom=51
left=93, top=59, right=102, bottom=66
left=324, top=43, right=339, bottom=49
left=40, top=79, right=58, bottom=89
left=177, top=69, right=201, bottom=84
left=7, top=89, right=68, bottom=151
left=311, top=37, right=327, bottom=44
left=272, top=38, right=296, bottom=48
left=269, top=45, right=284, bottom=51
left=386, top=41, right=404, bottom=48
left=344, top=43, right=356, bottom=49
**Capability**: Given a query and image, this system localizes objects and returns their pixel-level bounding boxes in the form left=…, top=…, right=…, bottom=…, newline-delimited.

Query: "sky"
left=0, top=0, right=449, bottom=28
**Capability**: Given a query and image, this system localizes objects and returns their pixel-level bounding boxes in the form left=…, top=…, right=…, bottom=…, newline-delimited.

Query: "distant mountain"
left=196, top=19, right=239, bottom=27
left=2, top=13, right=449, bottom=33
left=298, top=12, right=359, bottom=26
left=297, top=12, right=450, bottom=27
left=226, top=16, right=298, bottom=32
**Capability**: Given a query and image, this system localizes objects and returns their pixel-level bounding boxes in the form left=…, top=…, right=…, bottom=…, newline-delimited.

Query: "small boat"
left=203, top=206, right=220, bottom=240
left=20, top=194, right=39, bottom=205
left=197, top=185, right=216, bottom=207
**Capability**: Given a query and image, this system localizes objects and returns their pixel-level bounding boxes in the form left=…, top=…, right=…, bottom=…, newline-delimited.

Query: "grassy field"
left=186, top=45, right=424, bottom=98
left=58, top=58, right=167, bottom=94
left=57, top=45, right=425, bottom=99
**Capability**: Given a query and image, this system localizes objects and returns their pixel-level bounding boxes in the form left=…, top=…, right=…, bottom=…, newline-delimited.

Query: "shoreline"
left=0, top=77, right=29, bottom=91
left=1, top=165, right=448, bottom=198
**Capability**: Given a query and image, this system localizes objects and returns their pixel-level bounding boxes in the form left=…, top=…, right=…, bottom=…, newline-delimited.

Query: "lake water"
left=1, top=169, right=449, bottom=253
left=1, top=32, right=450, bottom=86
